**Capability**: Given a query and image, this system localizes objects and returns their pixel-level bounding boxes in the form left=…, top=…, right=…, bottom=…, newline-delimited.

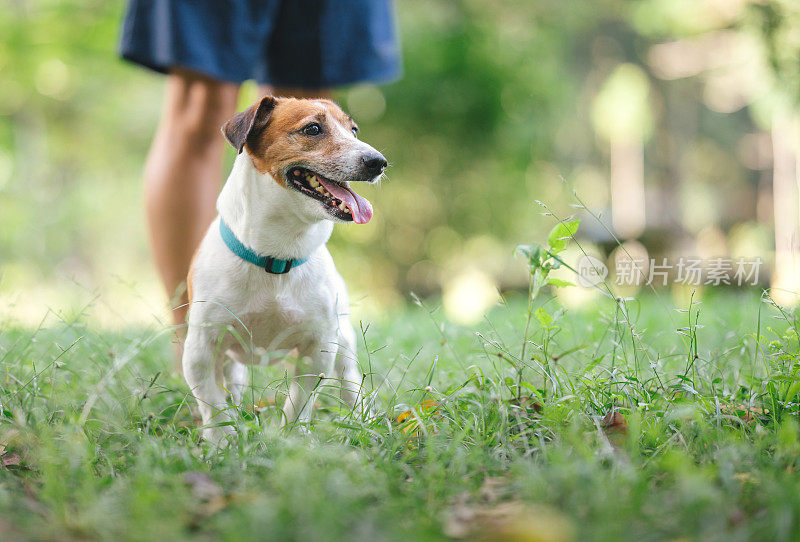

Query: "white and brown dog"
left=182, top=96, right=386, bottom=445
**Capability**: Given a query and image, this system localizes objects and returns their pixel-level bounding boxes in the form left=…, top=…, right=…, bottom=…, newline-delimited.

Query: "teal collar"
left=219, top=218, right=309, bottom=274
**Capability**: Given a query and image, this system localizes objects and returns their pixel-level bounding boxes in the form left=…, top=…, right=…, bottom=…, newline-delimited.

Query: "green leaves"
left=514, top=243, right=543, bottom=266
left=515, top=220, right=579, bottom=400
left=547, top=277, right=575, bottom=288
left=515, top=219, right=580, bottom=281
left=534, top=308, right=553, bottom=328
left=547, top=219, right=580, bottom=254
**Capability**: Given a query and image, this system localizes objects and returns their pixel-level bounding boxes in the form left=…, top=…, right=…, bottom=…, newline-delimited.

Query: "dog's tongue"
left=316, top=176, right=373, bottom=224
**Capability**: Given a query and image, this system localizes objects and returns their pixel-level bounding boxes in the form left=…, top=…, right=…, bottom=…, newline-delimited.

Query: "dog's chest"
left=230, top=282, right=337, bottom=349
left=239, top=298, right=308, bottom=336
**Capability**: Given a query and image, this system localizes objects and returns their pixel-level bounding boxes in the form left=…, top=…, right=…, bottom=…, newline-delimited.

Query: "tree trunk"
left=771, top=111, right=800, bottom=305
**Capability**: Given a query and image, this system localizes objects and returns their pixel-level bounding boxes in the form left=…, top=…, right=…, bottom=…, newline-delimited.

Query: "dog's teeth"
left=316, top=186, right=325, bottom=193
left=339, top=202, right=347, bottom=211
left=309, top=178, right=320, bottom=187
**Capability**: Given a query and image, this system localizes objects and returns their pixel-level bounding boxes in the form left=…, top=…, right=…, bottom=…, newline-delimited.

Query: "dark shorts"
left=119, top=0, right=400, bottom=87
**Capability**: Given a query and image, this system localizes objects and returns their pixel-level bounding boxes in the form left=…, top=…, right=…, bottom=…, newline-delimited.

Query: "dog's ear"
left=221, top=96, right=277, bottom=154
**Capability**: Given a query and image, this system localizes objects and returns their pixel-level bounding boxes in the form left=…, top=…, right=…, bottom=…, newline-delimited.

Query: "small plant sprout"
left=514, top=219, right=580, bottom=399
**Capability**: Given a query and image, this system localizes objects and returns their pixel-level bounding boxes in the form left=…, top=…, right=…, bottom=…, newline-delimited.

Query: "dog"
left=182, top=95, right=387, bottom=445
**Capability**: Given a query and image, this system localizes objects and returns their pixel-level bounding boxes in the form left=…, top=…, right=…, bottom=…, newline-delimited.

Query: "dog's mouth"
left=286, top=167, right=373, bottom=224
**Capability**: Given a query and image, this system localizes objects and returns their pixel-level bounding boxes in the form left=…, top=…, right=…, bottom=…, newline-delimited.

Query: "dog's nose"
left=362, top=152, right=388, bottom=177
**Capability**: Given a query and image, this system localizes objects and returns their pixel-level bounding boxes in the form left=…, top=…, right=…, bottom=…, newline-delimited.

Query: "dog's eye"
left=302, top=123, right=322, bottom=136
left=351, top=126, right=359, bottom=137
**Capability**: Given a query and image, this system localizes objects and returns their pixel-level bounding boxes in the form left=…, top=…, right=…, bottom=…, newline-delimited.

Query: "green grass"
left=2, top=288, right=800, bottom=541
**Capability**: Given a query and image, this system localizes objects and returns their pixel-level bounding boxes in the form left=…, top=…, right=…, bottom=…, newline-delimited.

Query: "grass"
left=1, top=285, right=800, bottom=541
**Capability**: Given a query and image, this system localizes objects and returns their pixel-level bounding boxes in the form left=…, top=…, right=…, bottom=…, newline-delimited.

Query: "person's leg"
left=145, top=69, right=240, bottom=329
left=260, top=86, right=330, bottom=100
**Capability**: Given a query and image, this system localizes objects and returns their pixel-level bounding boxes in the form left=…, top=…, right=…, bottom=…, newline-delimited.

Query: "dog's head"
left=221, top=96, right=386, bottom=224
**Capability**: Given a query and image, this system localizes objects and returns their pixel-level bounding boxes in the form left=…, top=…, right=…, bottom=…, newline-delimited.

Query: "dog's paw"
left=202, top=425, right=237, bottom=449
left=294, top=424, right=311, bottom=436
left=358, top=409, right=380, bottom=424
left=280, top=421, right=311, bottom=436
left=349, top=400, right=380, bottom=424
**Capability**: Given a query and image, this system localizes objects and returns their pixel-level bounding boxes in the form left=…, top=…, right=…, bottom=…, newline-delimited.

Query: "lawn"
left=1, top=285, right=799, bottom=541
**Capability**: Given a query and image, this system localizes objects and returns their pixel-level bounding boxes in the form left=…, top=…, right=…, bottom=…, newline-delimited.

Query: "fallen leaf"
left=719, top=404, right=769, bottom=423
left=479, top=476, right=511, bottom=503
left=443, top=491, right=475, bottom=539
left=252, top=398, right=276, bottom=414
left=509, top=396, right=543, bottom=415
left=200, top=495, right=230, bottom=518
left=184, top=471, right=232, bottom=527
left=395, top=399, right=440, bottom=445
left=396, top=398, right=438, bottom=424
left=444, top=495, right=575, bottom=541
left=728, top=507, right=746, bottom=528
left=601, top=411, right=628, bottom=435
left=2, top=451, right=22, bottom=468
left=599, top=410, right=629, bottom=454
left=733, top=472, right=758, bottom=485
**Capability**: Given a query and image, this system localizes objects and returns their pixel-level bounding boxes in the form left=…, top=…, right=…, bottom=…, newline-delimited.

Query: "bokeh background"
left=1, top=0, right=799, bottom=327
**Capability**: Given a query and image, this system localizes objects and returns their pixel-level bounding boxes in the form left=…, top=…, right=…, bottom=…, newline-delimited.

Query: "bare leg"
left=145, top=70, right=240, bottom=335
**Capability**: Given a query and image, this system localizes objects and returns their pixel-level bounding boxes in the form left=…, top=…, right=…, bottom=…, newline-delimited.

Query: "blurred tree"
left=635, top=0, right=800, bottom=302
left=592, top=63, right=652, bottom=239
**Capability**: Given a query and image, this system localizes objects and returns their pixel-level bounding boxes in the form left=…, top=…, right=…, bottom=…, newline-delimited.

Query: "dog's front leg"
left=183, top=327, right=235, bottom=446
left=334, top=322, right=368, bottom=414
left=281, top=347, right=335, bottom=429
left=222, top=353, right=249, bottom=406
